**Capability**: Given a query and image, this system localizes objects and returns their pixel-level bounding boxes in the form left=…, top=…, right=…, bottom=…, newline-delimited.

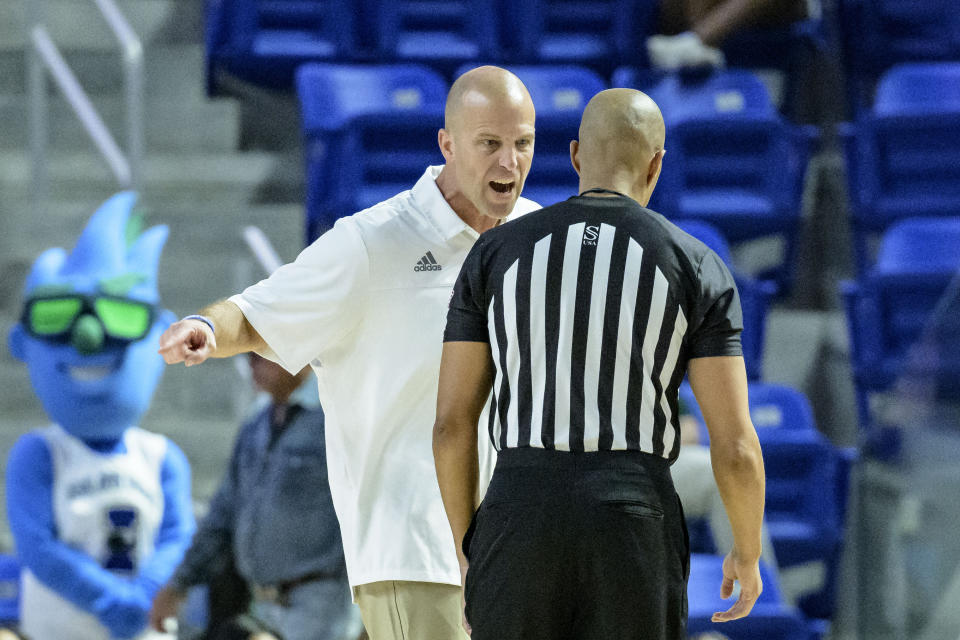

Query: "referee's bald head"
left=572, top=88, right=666, bottom=206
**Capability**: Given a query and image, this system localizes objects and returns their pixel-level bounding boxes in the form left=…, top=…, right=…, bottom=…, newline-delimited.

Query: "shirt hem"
left=348, top=569, right=461, bottom=590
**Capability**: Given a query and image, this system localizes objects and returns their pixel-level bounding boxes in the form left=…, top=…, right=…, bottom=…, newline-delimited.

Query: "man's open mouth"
left=490, top=179, right=515, bottom=194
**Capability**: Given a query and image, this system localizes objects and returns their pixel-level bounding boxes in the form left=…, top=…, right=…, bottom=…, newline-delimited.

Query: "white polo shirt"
left=230, top=166, right=539, bottom=588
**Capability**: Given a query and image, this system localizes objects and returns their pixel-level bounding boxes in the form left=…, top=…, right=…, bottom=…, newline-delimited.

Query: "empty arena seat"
left=841, top=217, right=960, bottom=431
left=687, top=554, right=813, bottom=639
left=628, top=70, right=813, bottom=288
left=373, top=0, right=499, bottom=71
left=747, top=383, right=819, bottom=432
left=841, top=63, right=960, bottom=273
left=296, top=63, right=447, bottom=240
left=205, top=0, right=355, bottom=93
left=502, top=0, right=656, bottom=69
left=675, top=220, right=776, bottom=381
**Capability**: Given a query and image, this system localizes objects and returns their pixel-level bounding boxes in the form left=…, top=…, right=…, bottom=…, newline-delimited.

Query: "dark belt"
left=251, top=570, right=335, bottom=607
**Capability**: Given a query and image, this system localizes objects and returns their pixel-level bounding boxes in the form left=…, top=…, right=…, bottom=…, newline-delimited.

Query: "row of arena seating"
left=295, top=59, right=960, bottom=274
left=208, top=0, right=960, bottom=114
left=839, top=0, right=960, bottom=112
left=841, top=63, right=960, bottom=273
left=297, top=63, right=814, bottom=291
left=205, top=0, right=823, bottom=93
left=836, top=16, right=960, bottom=452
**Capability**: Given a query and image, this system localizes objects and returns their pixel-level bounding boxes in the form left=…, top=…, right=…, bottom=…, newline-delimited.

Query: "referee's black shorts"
left=463, top=448, right=689, bottom=640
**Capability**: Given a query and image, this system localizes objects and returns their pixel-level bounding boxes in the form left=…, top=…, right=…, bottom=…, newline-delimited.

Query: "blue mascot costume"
left=6, top=192, right=196, bottom=640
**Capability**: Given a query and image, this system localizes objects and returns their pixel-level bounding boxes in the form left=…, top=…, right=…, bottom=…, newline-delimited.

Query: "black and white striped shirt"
left=444, top=193, right=743, bottom=461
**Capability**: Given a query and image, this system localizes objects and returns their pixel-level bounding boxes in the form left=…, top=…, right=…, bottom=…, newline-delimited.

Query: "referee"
left=433, top=88, right=766, bottom=639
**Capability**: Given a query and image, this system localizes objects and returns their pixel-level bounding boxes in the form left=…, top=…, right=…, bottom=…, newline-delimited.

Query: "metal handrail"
left=27, top=0, right=144, bottom=211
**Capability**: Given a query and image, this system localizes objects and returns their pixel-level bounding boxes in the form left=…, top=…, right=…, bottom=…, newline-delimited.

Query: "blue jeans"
left=252, top=578, right=363, bottom=640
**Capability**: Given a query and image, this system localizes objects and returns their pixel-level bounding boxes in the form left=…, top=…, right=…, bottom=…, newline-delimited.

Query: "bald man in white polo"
left=158, top=66, right=539, bottom=639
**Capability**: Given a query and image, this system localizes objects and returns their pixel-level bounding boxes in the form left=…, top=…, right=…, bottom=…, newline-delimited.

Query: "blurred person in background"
left=150, top=353, right=362, bottom=640
left=647, top=0, right=810, bottom=70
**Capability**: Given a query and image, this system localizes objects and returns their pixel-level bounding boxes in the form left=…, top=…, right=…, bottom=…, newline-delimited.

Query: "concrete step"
left=0, top=0, right=202, bottom=53
left=0, top=91, right=240, bottom=153
left=0, top=150, right=304, bottom=209
left=0, top=45, right=213, bottom=102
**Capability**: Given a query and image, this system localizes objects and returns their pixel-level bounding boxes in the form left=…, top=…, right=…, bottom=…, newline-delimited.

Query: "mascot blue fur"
left=6, top=192, right=196, bottom=640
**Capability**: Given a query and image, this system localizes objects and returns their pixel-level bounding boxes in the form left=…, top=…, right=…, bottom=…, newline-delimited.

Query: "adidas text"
left=414, top=251, right=442, bottom=272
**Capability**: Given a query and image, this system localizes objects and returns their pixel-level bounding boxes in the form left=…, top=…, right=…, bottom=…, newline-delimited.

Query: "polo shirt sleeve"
left=688, top=250, right=743, bottom=359
left=229, top=217, right=370, bottom=373
left=444, top=237, right=489, bottom=343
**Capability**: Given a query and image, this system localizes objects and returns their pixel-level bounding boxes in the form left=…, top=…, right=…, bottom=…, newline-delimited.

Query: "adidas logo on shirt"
left=414, top=251, right=442, bottom=272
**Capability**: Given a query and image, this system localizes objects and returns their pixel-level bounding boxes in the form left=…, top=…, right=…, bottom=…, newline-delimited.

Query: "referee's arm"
left=433, top=342, right=495, bottom=580
left=688, top=354, right=766, bottom=623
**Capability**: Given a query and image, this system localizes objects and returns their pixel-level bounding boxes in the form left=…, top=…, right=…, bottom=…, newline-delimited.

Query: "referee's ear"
left=569, top=140, right=582, bottom=176
left=646, top=149, right=665, bottom=188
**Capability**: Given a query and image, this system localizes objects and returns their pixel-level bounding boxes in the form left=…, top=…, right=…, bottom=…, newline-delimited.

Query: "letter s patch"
left=583, top=225, right=599, bottom=246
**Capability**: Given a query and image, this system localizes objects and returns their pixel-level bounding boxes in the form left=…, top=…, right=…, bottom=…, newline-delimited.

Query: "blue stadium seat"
left=502, top=0, right=656, bottom=70
left=748, top=383, right=818, bottom=432
left=841, top=218, right=960, bottom=434
left=839, top=0, right=960, bottom=111
left=675, top=220, right=776, bottom=381
left=479, top=65, right=606, bottom=207
left=623, top=69, right=814, bottom=289
left=687, top=554, right=814, bottom=639
left=374, top=0, right=499, bottom=72
left=840, top=63, right=960, bottom=273
left=205, top=0, right=355, bottom=93
left=0, top=554, right=19, bottom=625
left=296, top=63, right=448, bottom=241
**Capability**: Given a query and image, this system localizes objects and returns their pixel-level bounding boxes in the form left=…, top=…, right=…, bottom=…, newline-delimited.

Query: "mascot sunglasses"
left=22, top=294, right=156, bottom=342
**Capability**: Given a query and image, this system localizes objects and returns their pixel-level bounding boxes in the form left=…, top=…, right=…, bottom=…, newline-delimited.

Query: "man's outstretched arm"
left=158, top=300, right=266, bottom=366
left=688, top=354, right=766, bottom=623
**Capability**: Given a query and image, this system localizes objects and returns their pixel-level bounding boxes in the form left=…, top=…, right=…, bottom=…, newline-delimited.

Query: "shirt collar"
left=412, top=165, right=475, bottom=241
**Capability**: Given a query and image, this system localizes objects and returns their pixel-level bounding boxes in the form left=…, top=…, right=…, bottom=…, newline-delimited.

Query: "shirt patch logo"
left=583, top=225, right=600, bottom=246
left=414, top=251, right=443, bottom=272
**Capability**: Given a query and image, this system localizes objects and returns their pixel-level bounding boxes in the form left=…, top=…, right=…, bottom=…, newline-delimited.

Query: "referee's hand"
left=158, top=318, right=217, bottom=366
left=711, top=551, right=763, bottom=622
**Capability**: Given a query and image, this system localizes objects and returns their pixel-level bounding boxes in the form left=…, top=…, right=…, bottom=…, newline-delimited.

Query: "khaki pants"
left=354, top=581, right=468, bottom=640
